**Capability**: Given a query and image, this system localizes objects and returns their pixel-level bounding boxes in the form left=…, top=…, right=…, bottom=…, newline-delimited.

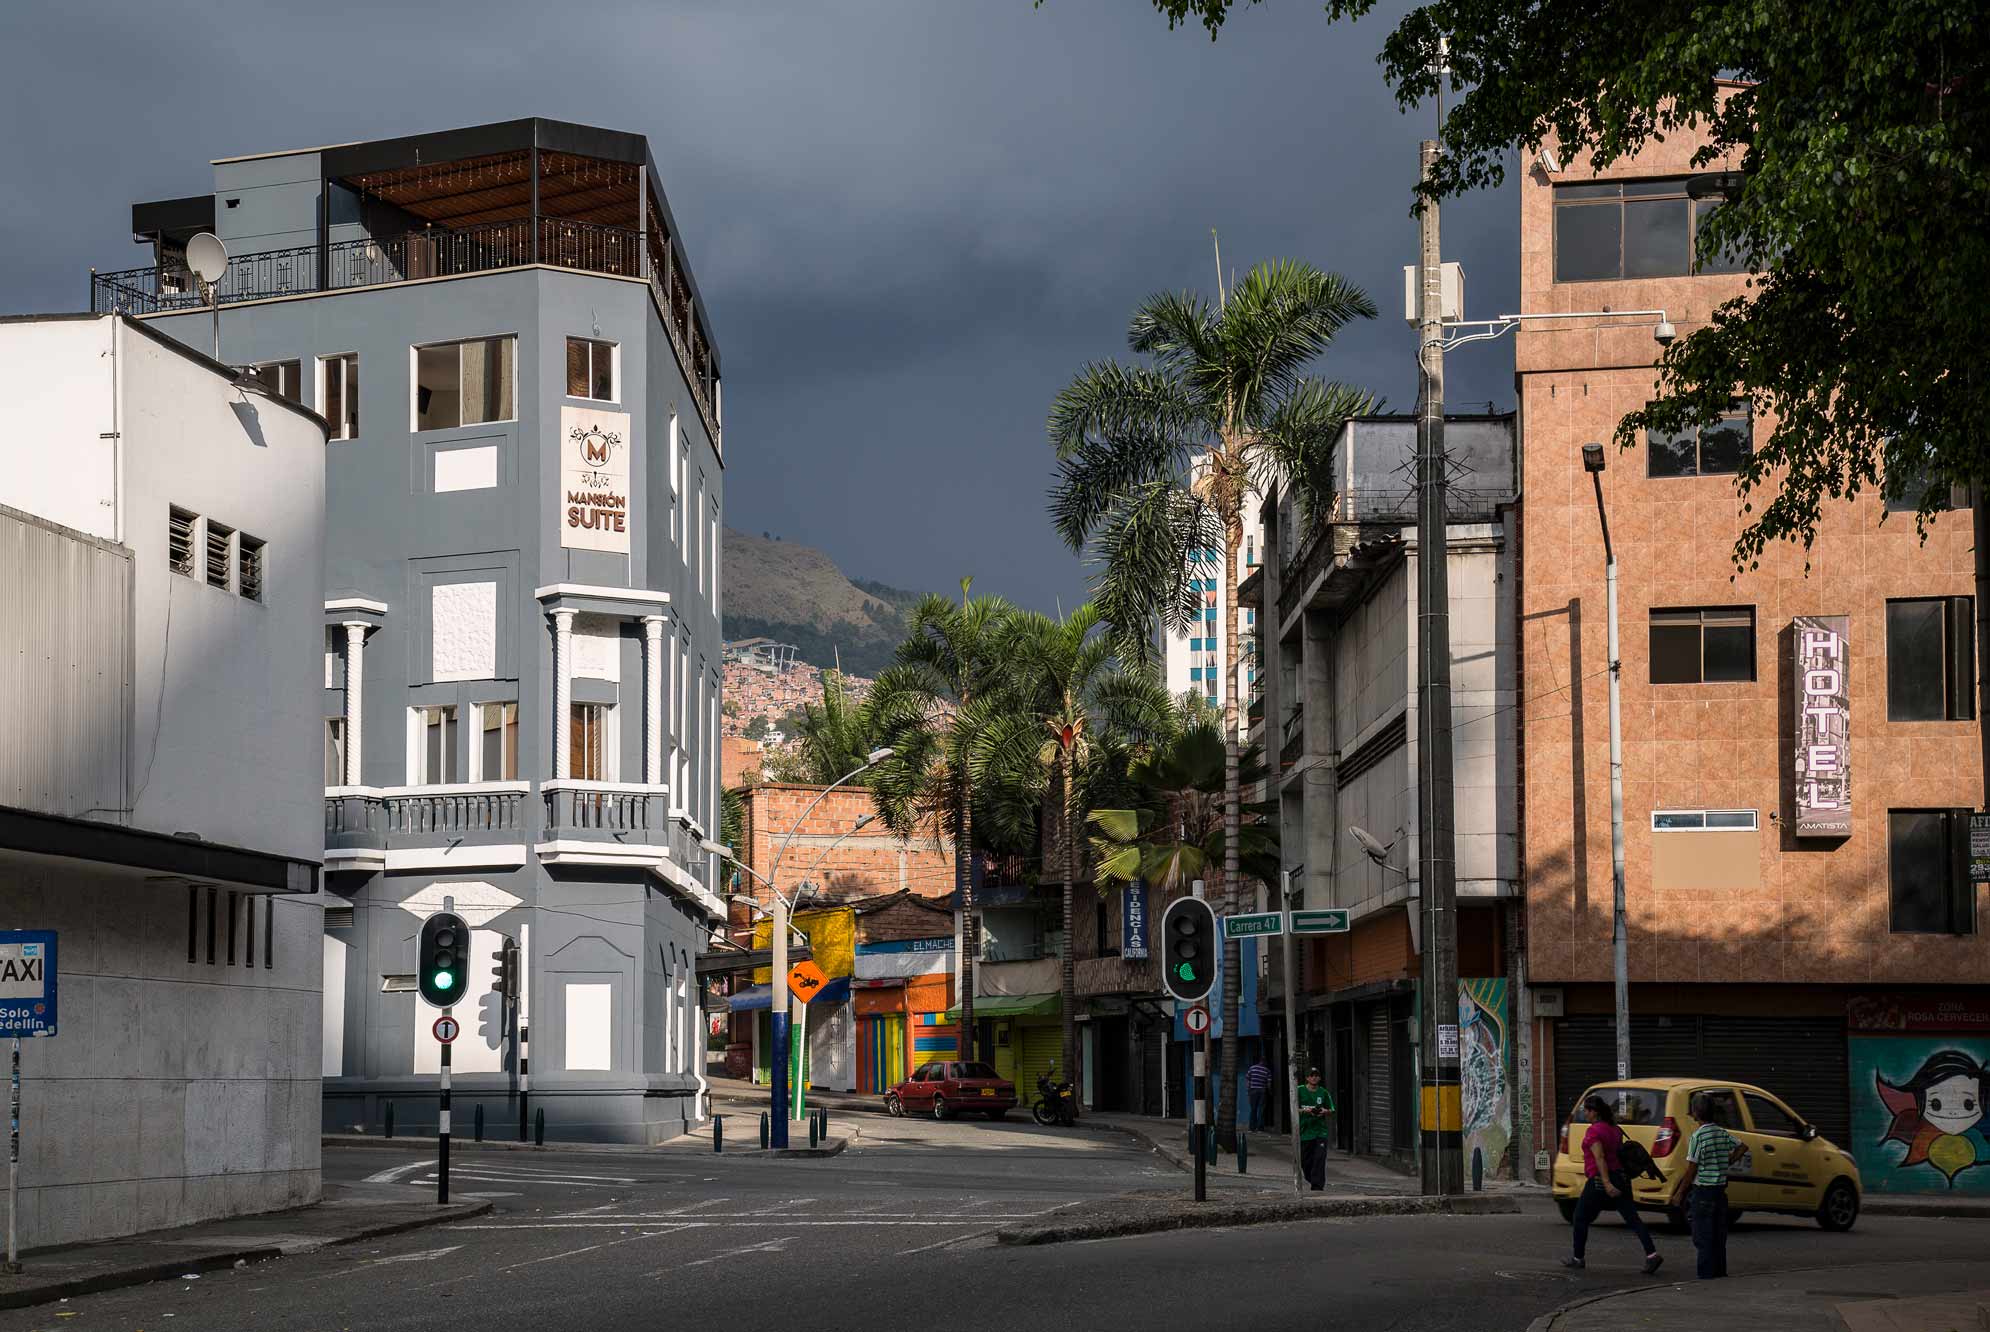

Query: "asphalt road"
left=5, top=1118, right=1984, bottom=1332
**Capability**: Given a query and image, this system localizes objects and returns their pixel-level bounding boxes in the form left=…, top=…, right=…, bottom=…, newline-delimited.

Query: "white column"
left=551, top=609, right=575, bottom=780
left=342, top=621, right=367, bottom=785
left=643, top=615, right=666, bottom=786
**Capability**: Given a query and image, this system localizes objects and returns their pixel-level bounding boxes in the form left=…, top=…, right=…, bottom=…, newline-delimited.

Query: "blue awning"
left=728, top=977, right=852, bottom=1012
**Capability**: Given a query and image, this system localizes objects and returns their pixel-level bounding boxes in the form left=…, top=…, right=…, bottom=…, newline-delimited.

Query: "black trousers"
left=1301, top=1138, right=1328, bottom=1189
left=1571, top=1172, right=1657, bottom=1260
left=1689, top=1185, right=1729, bottom=1279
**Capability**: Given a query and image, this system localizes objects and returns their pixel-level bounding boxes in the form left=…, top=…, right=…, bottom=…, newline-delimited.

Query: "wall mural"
left=1459, top=977, right=1512, bottom=1178
left=1854, top=1042, right=1990, bottom=1191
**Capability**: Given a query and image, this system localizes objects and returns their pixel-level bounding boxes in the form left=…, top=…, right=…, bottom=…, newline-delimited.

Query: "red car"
left=885, top=1061, right=1017, bottom=1120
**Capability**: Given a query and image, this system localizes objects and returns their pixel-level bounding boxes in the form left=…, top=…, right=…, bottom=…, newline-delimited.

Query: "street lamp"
left=1583, top=442, right=1631, bottom=1081
left=803, top=813, right=876, bottom=884
left=755, top=748, right=892, bottom=1146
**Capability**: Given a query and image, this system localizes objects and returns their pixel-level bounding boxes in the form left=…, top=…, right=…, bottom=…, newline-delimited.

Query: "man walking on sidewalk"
left=1246, top=1054, right=1273, bottom=1132
left=1297, top=1067, right=1334, bottom=1190
left=1669, top=1091, right=1745, bottom=1279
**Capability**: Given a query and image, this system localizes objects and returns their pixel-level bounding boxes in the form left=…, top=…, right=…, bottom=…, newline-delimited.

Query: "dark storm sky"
left=0, top=1, right=1515, bottom=613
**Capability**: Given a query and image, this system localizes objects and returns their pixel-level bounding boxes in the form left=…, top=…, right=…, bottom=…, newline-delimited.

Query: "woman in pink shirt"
left=1564, top=1094, right=1663, bottom=1274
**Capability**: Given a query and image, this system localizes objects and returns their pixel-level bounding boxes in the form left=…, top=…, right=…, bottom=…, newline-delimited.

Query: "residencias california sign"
left=1794, top=614, right=1851, bottom=837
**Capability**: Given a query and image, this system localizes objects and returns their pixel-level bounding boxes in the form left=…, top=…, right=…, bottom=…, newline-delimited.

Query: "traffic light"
left=1159, top=895, right=1217, bottom=1004
left=417, top=910, right=469, bottom=1008
left=491, top=935, right=519, bottom=1000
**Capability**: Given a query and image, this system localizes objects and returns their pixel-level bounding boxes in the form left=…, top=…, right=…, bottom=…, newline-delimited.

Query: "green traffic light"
left=434, top=970, right=455, bottom=991
left=1175, top=962, right=1197, bottom=981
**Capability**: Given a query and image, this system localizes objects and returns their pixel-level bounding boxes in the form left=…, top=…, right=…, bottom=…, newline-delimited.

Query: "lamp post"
left=760, top=749, right=892, bottom=1144
left=1582, top=442, right=1631, bottom=1081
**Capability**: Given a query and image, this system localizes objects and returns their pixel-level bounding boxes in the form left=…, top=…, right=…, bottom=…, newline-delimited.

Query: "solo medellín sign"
left=1794, top=615, right=1851, bottom=838
left=561, top=406, right=632, bottom=553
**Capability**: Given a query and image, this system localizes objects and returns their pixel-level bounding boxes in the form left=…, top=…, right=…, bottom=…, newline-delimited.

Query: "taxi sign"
left=787, top=960, right=828, bottom=1003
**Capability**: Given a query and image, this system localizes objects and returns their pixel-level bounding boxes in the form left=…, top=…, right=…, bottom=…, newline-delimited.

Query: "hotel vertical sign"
left=1794, top=615, right=1851, bottom=837
left=560, top=406, right=631, bottom=553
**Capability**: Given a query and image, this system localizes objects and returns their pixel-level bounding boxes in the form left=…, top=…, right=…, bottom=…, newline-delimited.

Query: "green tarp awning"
left=940, top=993, right=1059, bottom=1021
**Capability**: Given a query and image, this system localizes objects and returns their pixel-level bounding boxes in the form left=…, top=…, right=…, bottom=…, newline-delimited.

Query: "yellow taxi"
left=1552, top=1077, right=1862, bottom=1231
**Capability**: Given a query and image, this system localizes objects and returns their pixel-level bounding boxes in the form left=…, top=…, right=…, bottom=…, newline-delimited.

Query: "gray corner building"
left=96, top=118, right=729, bottom=1143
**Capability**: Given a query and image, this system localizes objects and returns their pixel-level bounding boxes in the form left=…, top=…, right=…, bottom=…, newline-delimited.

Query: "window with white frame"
left=678, top=422, right=690, bottom=568
left=415, top=336, right=516, bottom=431
left=249, top=359, right=302, bottom=403
left=1651, top=809, right=1758, bottom=831
left=565, top=337, right=616, bottom=402
left=320, top=353, right=359, bottom=440
left=238, top=534, right=266, bottom=602
left=570, top=702, right=614, bottom=781
left=475, top=701, right=519, bottom=781
left=410, top=705, right=460, bottom=784
left=169, top=507, right=197, bottom=576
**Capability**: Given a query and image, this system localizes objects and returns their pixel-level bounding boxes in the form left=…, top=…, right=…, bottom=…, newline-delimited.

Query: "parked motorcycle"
left=1032, top=1061, right=1077, bottom=1127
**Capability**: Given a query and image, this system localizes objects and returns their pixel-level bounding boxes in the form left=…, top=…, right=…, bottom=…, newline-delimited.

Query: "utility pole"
left=1415, top=136, right=1463, bottom=1197
left=1583, top=446, right=1631, bottom=1080
left=770, top=885, right=792, bottom=1150
left=1280, top=866, right=1304, bottom=1196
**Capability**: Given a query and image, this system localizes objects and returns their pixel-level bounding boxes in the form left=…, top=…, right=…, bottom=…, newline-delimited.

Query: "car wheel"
left=1817, top=1179, right=1859, bottom=1232
left=1556, top=1198, right=1577, bottom=1224
left=885, top=1093, right=903, bottom=1118
left=932, top=1094, right=951, bottom=1121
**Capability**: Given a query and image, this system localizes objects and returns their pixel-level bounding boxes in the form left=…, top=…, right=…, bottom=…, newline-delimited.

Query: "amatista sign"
left=560, top=405, right=632, bottom=553
left=1794, top=615, right=1852, bottom=838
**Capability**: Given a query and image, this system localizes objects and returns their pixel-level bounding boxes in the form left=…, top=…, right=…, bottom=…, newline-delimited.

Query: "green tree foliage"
left=1142, top=0, right=1990, bottom=560
left=1047, top=259, right=1373, bottom=1145
left=762, top=670, right=877, bottom=786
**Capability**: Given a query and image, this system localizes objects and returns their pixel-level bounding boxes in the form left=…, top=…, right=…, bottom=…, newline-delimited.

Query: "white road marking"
left=675, top=1235, right=795, bottom=1269
left=304, top=1245, right=463, bottom=1282
left=553, top=1202, right=628, bottom=1218
left=451, top=1220, right=1021, bottom=1229
left=408, top=1224, right=702, bottom=1288
left=897, top=1229, right=994, bottom=1257
left=746, top=1196, right=816, bottom=1215
left=657, top=1196, right=732, bottom=1216
left=426, top=1172, right=630, bottom=1190
left=456, top=1191, right=522, bottom=1199
left=362, top=1159, right=438, bottom=1184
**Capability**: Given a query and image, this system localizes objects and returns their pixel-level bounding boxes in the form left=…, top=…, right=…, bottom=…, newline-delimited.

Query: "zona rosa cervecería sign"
left=1794, top=614, right=1851, bottom=838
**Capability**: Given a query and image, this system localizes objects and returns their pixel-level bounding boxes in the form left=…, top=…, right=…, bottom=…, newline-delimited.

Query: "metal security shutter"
left=1699, top=1017, right=1849, bottom=1146
left=1554, top=1015, right=1849, bottom=1145
left=1366, top=1004, right=1393, bottom=1155
left=1014, top=1024, right=1062, bottom=1107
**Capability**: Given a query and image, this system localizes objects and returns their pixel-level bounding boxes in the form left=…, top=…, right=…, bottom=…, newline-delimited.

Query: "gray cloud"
left=1, top=0, right=1515, bottom=613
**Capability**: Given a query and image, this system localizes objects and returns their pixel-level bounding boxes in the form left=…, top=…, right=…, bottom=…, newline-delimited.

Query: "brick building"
left=1519, top=109, right=1988, bottom=1197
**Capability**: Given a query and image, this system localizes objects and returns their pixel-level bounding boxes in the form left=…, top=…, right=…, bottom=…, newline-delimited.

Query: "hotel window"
left=1650, top=607, right=1755, bottom=684
left=1888, top=809, right=1975, bottom=935
left=204, top=520, right=233, bottom=590
left=1650, top=810, right=1760, bottom=891
left=416, top=336, right=515, bottom=431
left=566, top=337, right=616, bottom=402
left=238, top=534, right=266, bottom=602
left=1647, top=403, right=1752, bottom=477
left=411, top=705, right=460, bottom=785
left=320, top=353, right=358, bottom=440
left=476, top=701, right=520, bottom=781
left=324, top=718, right=347, bottom=787
left=1553, top=178, right=1749, bottom=282
left=169, top=507, right=197, bottom=576
left=1887, top=598, right=1975, bottom=721
left=570, top=703, right=612, bottom=781
left=249, top=359, right=302, bottom=403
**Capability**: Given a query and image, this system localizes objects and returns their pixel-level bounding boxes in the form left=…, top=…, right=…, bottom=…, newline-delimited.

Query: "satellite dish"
left=1348, top=826, right=1391, bottom=867
left=185, top=232, right=229, bottom=285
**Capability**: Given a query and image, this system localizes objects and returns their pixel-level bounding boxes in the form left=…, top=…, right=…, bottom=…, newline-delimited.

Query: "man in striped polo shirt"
left=1668, top=1091, right=1747, bottom=1279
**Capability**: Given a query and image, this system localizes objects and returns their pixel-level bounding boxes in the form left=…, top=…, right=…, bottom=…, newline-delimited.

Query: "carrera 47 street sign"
left=1794, top=615, right=1851, bottom=838
left=0, top=931, right=57, bottom=1038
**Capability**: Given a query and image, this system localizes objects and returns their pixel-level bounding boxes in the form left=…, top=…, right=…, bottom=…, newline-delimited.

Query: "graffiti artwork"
left=1459, top=978, right=1511, bottom=1178
left=1850, top=1035, right=1990, bottom=1193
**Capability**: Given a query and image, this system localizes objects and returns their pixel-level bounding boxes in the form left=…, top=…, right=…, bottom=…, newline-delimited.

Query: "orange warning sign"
left=787, top=960, right=829, bottom=1004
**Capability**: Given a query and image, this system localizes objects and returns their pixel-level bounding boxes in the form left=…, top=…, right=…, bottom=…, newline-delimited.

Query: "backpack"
left=1619, top=1137, right=1665, bottom=1183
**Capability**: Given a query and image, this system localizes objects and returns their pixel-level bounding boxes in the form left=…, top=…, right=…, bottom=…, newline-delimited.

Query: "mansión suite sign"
left=560, top=405, right=632, bottom=553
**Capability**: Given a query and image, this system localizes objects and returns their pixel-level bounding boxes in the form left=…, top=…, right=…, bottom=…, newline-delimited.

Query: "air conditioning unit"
left=1402, top=261, right=1464, bottom=326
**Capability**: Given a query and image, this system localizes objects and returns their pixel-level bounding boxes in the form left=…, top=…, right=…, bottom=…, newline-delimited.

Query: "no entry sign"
left=432, top=1015, right=460, bottom=1044
left=1183, top=1005, right=1211, bottom=1035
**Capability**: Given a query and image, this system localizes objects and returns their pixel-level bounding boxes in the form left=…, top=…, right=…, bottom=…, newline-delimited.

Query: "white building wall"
left=1161, top=497, right=1265, bottom=727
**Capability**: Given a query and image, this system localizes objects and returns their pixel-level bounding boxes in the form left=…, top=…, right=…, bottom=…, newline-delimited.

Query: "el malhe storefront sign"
left=1793, top=614, right=1851, bottom=838
left=561, top=405, right=631, bottom=553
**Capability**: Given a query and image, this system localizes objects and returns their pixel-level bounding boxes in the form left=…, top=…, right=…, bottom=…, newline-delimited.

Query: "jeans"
left=1247, top=1088, right=1267, bottom=1131
left=1571, top=1172, right=1657, bottom=1261
left=1688, top=1185, right=1729, bottom=1279
left=1301, top=1137, right=1328, bottom=1190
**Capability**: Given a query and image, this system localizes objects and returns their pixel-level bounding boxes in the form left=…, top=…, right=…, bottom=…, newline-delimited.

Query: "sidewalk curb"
left=996, top=1190, right=1519, bottom=1246
left=1522, top=1257, right=1990, bottom=1332
left=0, top=1200, right=492, bottom=1313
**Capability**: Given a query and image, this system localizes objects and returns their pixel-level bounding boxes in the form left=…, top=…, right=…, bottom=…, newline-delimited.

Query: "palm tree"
left=972, top=604, right=1174, bottom=1104
left=1048, top=259, right=1375, bottom=1146
left=763, top=670, right=873, bottom=786
left=865, top=579, right=1016, bottom=1064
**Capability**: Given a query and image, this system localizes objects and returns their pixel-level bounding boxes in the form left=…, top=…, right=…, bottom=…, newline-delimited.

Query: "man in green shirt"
left=1297, top=1067, right=1335, bottom=1190
left=1668, top=1091, right=1746, bottom=1279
